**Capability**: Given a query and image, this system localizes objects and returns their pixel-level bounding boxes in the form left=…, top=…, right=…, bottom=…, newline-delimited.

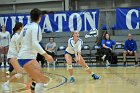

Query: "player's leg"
left=5, top=46, right=9, bottom=67
left=6, top=63, right=14, bottom=75
left=9, top=58, right=23, bottom=80
left=3, top=46, right=9, bottom=67
left=23, top=60, right=46, bottom=93
left=74, top=54, right=100, bottom=80
left=30, top=80, right=36, bottom=93
left=1, top=54, right=5, bottom=67
left=2, top=58, right=23, bottom=91
left=0, top=47, right=5, bottom=67
left=65, top=53, right=75, bottom=82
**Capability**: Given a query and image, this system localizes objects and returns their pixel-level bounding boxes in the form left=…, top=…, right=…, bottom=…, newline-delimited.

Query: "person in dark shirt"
left=101, top=33, right=116, bottom=66
left=123, top=34, right=138, bottom=66
left=36, top=42, right=46, bottom=67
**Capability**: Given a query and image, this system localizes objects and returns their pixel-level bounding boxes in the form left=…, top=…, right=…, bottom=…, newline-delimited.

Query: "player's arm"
left=31, top=26, right=46, bottom=54
left=77, top=40, right=83, bottom=62
left=69, top=39, right=78, bottom=62
left=16, top=30, right=23, bottom=52
left=70, top=39, right=81, bottom=62
left=32, top=26, right=53, bottom=62
left=0, top=34, right=2, bottom=48
left=8, top=32, right=11, bottom=45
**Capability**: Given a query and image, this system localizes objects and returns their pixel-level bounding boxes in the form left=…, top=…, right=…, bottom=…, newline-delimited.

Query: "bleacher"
left=42, top=31, right=97, bottom=48
left=41, top=31, right=97, bottom=65
left=113, top=30, right=140, bottom=63
left=41, top=30, right=140, bottom=66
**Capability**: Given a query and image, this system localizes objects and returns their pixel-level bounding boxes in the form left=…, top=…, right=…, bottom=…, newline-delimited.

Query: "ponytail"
left=12, top=22, right=23, bottom=35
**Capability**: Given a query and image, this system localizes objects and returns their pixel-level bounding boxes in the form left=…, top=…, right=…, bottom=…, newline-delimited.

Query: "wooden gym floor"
left=0, top=65, right=140, bottom=93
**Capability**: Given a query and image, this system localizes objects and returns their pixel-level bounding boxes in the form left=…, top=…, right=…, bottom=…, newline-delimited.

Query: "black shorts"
left=46, top=51, right=56, bottom=58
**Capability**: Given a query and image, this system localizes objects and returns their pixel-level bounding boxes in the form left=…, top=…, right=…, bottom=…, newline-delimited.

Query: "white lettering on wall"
left=69, top=13, right=82, bottom=31
left=54, top=14, right=66, bottom=32
left=126, top=9, right=139, bottom=29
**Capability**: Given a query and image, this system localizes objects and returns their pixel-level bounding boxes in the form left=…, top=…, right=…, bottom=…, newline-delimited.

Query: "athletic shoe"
left=6, top=71, right=10, bottom=75
left=70, top=77, right=75, bottom=83
left=6, top=63, right=9, bottom=66
left=1, top=63, right=4, bottom=67
left=92, top=74, right=100, bottom=80
left=1, top=82, right=10, bottom=91
left=124, top=61, right=127, bottom=66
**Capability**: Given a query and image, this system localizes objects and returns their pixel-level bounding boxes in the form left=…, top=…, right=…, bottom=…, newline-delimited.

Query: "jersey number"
left=23, top=28, right=27, bottom=37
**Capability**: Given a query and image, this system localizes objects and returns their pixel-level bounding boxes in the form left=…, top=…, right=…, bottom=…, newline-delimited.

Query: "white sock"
left=70, top=75, right=74, bottom=78
left=91, top=72, right=94, bottom=76
left=35, top=83, right=44, bottom=93
left=106, top=60, right=110, bottom=64
left=5, top=80, right=9, bottom=85
left=102, top=55, right=106, bottom=59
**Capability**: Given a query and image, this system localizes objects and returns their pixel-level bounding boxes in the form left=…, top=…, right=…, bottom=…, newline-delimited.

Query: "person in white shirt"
left=0, top=25, right=10, bottom=67
left=6, top=22, right=23, bottom=75
left=17, top=8, right=53, bottom=93
left=65, top=31, right=100, bottom=83
left=2, top=22, right=24, bottom=91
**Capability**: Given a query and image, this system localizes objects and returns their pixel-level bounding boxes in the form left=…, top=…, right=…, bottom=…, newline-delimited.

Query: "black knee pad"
left=30, top=81, right=36, bottom=90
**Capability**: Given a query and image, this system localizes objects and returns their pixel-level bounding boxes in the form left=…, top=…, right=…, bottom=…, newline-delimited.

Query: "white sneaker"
left=6, top=71, right=10, bottom=75
left=1, top=63, right=4, bottom=67
left=1, top=83, right=10, bottom=91
left=6, top=63, right=9, bottom=66
left=101, top=56, right=105, bottom=61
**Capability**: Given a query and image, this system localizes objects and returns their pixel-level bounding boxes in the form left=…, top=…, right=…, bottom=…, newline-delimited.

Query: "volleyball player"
left=2, top=22, right=23, bottom=91
left=16, top=8, right=53, bottom=93
left=65, top=31, right=100, bottom=83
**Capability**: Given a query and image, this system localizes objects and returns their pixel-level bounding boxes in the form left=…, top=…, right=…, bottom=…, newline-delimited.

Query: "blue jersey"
left=101, top=39, right=116, bottom=48
left=124, top=39, right=137, bottom=52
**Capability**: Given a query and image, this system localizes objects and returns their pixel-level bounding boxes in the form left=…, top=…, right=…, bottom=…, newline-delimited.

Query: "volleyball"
left=85, top=29, right=98, bottom=38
